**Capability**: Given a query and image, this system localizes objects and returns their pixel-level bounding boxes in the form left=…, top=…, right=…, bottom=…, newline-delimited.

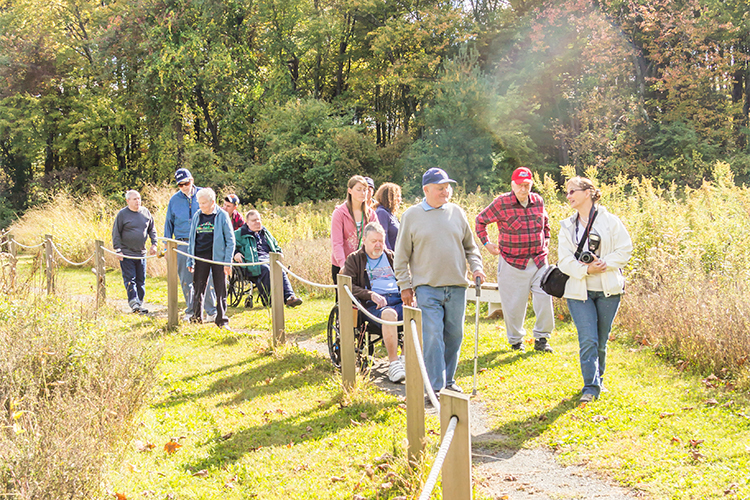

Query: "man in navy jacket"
left=164, top=168, right=217, bottom=321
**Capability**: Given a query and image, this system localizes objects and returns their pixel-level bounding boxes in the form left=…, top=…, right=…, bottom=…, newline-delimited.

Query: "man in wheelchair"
left=232, top=209, right=303, bottom=307
left=343, top=222, right=405, bottom=383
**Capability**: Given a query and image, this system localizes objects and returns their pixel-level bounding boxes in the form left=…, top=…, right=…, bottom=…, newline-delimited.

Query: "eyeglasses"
left=178, top=182, right=190, bottom=187
left=567, top=188, right=587, bottom=196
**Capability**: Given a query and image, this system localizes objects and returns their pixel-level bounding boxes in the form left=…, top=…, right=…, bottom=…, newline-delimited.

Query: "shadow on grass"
left=152, top=349, right=335, bottom=410
left=183, top=398, right=395, bottom=470
left=482, top=396, right=580, bottom=449
left=456, top=349, right=530, bottom=377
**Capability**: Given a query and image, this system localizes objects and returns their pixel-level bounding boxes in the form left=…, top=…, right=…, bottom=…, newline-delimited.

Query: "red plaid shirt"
left=475, top=192, right=550, bottom=270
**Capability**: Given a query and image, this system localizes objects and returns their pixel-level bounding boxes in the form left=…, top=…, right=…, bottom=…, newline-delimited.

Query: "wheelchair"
left=227, top=266, right=269, bottom=308
left=326, top=303, right=403, bottom=372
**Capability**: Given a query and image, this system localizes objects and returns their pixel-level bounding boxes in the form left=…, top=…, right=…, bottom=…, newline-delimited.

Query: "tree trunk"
left=194, top=85, right=219, bottom=151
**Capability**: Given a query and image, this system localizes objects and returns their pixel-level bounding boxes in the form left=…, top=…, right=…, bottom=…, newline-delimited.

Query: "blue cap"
left=422, top=168, right=455, bottom=187
left=364, top=177, right=375, bottom=190
left=175, top=168, right=192, bottom=185
left=224, top=194, right=240, bottom=205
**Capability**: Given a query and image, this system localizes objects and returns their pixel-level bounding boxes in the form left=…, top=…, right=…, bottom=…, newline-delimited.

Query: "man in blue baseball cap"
left=393, top=167, right=485, bottom=399
left=164, top=168, right=217, bottom=322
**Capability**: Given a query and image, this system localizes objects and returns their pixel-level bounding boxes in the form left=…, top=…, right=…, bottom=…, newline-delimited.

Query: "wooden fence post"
left=439, top=389, right=472, bottom=500
left=94, top=240, right=106, bottom=307
left=166, top=240, right=179, bottom=329
left=269, top=252, right=285, bottom=346
left=336, top=274, right=356, bottom=390
left=7, top=233, right=16, bottom=289
left=404, top=305, right=425, bottom=462
left=44, top=234, right=54, bottom=295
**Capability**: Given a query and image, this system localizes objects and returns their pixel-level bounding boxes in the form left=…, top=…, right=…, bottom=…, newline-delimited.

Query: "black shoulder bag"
left=541, top=207, right=598, bottom=298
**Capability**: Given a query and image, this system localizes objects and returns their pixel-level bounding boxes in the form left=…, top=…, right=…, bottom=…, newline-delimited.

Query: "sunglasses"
left=178, top=182, right=190, bottom=187
left=567, top=188, right=587, bottom=196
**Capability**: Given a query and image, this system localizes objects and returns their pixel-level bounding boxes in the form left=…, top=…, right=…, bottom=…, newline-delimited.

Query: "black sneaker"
left=510, top=342, right=526, bottom=352
left=534, top=338, right=553, bottom=353
left=445, top=383, right=464, bottom=394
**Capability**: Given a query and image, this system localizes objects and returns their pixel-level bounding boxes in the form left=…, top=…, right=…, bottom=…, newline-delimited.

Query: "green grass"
left=11, top=261, right=750, bottom=499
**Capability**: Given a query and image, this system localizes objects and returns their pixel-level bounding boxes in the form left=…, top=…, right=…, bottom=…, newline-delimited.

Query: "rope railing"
left=101, top=246, right=159, bottom=260
left=12, top=239, right=45, bottom=249
left=49, top=240, right=94, bottom=267
left=410, top=318, right=440, bottom=410
left=418, top=415, right=459, bottom=500
left=172, top=248, right=265, bottom=267
left=342, top=284, right=404, bottom=326
left=276, top=261, right=337, bottom=289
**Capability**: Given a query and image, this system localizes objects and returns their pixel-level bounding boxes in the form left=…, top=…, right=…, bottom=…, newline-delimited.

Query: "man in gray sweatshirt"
left=394, top=168, right=485, bottom=396
left=112, top=190, right=158, bottom=313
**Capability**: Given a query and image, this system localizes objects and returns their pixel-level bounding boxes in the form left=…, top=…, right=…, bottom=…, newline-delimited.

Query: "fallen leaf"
left=681, top=406, right=695, bottom=411
left=722, top=400, right=734, bottom=408
left=379, top=481, right=393, bottom=490
left=276, top=408, right=286, bottom=415
left=670, top=437, right=682, bottom=445
left=192, top=469, right=208, bottom=477
left=221, top=432, right=234, bottom=441
left=689, top=439, right=704, bottom=448
left=659, top=412, right=675, bottom=419
left=504, top=474, right=517, bottom=481
left=330, top=476, right=345, bottom=483
left=359, top=412, right=368, bottom=420
left=705, top=398, right=719, bottom=406
left=114, top=493, right=127, bottom=500
left=374, top=453, right=392, bottom=464
left=724, top=483, right=738, bottom=495
left=377, top=463, right=390, bottom=471
left=156, top=472, right=166, bottom=477
left=478, top=368, right=487, bottom=373
left=125, top=463, right=140, bottom=473
left=163, top=441, right=182, bottom=454
left=133, top=440, right=156, bottom=452
left=306, top=426, right=313, bottom=432
left=353, top=495, right=366, bottom=500
left=365, top=465, right=374, bottom=479
left=690, top=450, right=705, bottom=460
left=591, top=415, right=608, bottom=422
left=264, top=377, right=272, bottom=384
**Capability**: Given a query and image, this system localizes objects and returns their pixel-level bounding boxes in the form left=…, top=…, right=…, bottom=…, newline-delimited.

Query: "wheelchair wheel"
left=326, top=305, right=341, bottom=368
left=227, top=268, right=247, bottom=308
left=327, top=305, right=373, bottom=373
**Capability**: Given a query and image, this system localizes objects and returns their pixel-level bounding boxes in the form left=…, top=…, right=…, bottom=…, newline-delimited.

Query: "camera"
left=578, top=233, right=601, bottom=264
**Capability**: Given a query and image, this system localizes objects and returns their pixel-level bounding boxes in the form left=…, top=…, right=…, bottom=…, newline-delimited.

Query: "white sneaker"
left=388, top=359, right=406, bottom=383
left=204, top=313, right=217, bottom=323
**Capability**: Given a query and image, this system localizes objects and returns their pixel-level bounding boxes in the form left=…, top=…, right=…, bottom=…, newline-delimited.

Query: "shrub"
left=0, top=277, right=159, bottom=499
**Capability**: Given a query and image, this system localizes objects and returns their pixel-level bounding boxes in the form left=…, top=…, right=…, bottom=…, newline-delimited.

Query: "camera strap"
left=574, top=205, right=598, bottom=260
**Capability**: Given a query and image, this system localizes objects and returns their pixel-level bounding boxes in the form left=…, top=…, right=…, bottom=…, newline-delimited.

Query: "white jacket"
left=557, top=205, right=633, bottom=300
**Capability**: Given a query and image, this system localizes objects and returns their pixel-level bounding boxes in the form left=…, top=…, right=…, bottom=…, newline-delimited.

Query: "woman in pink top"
left=331, top=175, right=377, bottom=283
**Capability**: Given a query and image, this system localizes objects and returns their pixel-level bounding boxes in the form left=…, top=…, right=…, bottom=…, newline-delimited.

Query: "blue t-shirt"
left=367, top=254, right=399, bottom=295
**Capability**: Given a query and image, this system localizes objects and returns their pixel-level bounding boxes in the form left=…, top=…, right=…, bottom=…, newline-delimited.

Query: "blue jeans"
left=120, top=258, right=146, bottom=309
left=567, top=291, right=621, bottom=397
left=248, top=263, right=295, bottom=303
left=177, top=249, right=215, bottom=317
left=415, top=285, right=467, bottom=392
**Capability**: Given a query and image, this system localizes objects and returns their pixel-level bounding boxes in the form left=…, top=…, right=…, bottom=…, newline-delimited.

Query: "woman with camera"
left=558, top=177, right=632, bottom=403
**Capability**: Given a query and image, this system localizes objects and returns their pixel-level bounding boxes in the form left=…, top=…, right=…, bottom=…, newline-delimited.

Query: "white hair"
left=125, top=190, right=140, bottom=200
left=363, top=222, right=385, bottom=239
left=196, top=187, right=216, bottom=202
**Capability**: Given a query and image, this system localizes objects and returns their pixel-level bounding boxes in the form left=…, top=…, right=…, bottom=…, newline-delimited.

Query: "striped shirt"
left=475, top=192, right=550, bottom=270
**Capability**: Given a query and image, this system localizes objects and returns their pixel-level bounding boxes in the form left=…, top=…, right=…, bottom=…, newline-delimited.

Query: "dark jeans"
left=120, top=258, right=146, bottom=309
left=193, top=260, right=228, bottom=326
left=244, top=264, right=294, bottom=303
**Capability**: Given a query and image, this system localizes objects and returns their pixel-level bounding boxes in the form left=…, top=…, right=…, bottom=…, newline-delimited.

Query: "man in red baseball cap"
left=475, top=167, right=555, bottom=353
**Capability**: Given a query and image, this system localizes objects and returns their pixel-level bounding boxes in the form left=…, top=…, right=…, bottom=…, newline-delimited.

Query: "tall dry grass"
left=0, top=271, right=160, bottom=499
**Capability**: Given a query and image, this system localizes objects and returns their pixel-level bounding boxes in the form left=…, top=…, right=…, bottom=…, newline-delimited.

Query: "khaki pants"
left=497, top=257, right=554, bottom=345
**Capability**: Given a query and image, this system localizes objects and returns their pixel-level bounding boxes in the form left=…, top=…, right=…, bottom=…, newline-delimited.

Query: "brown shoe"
left=285, top=296, right=303, bottom=307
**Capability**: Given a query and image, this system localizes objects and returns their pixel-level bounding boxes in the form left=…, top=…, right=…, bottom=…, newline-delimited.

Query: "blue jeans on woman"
left=415, top=285, right=467, bottom=393
left=567, top=291, right=621, bottom=398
